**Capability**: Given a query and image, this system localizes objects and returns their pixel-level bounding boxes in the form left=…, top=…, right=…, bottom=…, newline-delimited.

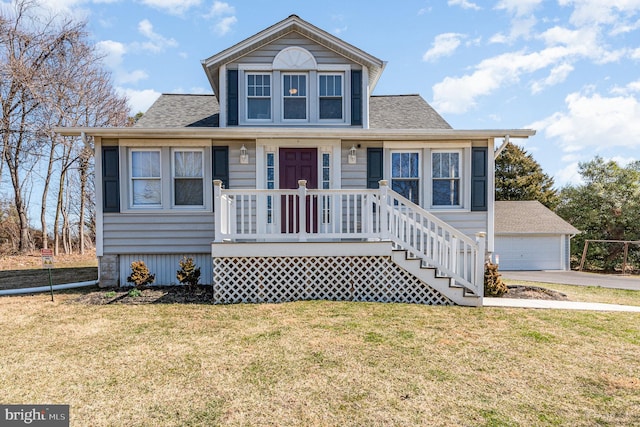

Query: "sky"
left=5, top=0, right=640, bottom=188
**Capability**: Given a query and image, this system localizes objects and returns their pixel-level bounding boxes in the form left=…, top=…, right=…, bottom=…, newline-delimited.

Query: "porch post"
left=379, top=180, right=389, bottom=240
left=298, top=180, right=307, bottom=242
left=213, top=180, right=223, bottom=242
left=475, top=231, right=486, bottom=297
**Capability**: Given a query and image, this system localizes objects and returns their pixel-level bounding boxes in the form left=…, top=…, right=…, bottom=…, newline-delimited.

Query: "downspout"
left=494, top=135, right=510, bottom=159
left=0, top=279, right=99, bottom=296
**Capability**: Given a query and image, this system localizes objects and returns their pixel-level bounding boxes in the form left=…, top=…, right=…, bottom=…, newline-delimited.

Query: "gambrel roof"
left=134, top=93, right=452, bottom=129
left=201, top=15, right=386, bottom=101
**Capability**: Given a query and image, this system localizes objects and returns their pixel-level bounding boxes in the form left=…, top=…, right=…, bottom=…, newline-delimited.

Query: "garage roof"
left=495, top=201, right=580, bottom=235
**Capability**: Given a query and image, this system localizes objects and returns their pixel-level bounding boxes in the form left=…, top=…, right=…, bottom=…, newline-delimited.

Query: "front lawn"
left=1, top=291, right=639, bottom=426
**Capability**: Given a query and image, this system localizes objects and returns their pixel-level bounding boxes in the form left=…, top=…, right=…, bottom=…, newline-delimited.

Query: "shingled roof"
left=134, top=93, right=451, bottom=129
left=495, top=201, right=580, bottom=235
left=369, top=95, right=451, bottom=129
left=134, top=94, right=219, bottom=128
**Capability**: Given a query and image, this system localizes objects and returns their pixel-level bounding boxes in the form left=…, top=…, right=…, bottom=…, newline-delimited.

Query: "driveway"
left=501, top=270, right=640, bottom=291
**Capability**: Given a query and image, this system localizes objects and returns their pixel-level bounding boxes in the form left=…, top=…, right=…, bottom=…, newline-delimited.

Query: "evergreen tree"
left=558, top=157, right=640, bottom=271
left=495, top=143, right=559, bottom=209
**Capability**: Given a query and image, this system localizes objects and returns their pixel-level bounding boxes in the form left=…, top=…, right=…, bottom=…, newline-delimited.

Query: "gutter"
left=0, top=280, right=99, bottom=296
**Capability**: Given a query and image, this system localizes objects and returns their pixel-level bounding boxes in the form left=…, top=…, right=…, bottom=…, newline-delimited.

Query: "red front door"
left=279, top=148, right=318, bottom=233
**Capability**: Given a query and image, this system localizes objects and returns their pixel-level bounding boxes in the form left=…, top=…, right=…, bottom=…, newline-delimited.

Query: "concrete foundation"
left=98, top=255, right=119, bottom=288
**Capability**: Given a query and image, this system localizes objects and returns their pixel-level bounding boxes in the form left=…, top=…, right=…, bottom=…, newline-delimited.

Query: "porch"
left=212, top=180, right=486, bottom=306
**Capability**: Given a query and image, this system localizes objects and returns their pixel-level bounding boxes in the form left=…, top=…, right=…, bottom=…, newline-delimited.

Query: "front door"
left=279, top=148, right=317, bottom=233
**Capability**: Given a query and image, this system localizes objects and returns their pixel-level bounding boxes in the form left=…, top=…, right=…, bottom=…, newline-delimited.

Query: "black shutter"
left=367, top=147, right=383, bottom=189
left=227, top=69, right=238, bottom=126
left=471, top=147, right=488, bottom=211
left=351, top=70, right=362, bottom=126
left=212, top=146, right=229, bottom=188
left=102, top=146, right=120, bottom=213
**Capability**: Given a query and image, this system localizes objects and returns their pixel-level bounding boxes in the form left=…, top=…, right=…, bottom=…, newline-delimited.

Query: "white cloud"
left=96, top=40, right=127, bottom=67
left=118, top=88, right=161, bottom=114
left=448, top=0, right=481, bottom=10
left=139, top=0, right=201, bottom=15
left=611, top=80, right=640, bottom=95
left=96, top=40, right=148, bottom=85
left=559, top=0, right=640, bottom=27
left=432, top=23, right=627, bottom=113
left=631, top=48, right=640, bottom=60
left=204, top=1, right=237, bottom=36
left=529, top=90, right=640, bottom=153
left=118, top=69, right=149, bottom=84
left=422, top=33, right=465, bottom=62
left=135, top=19, right=178, bottom=53
left=205, top=0, right=235, bottom=17
left=531, top=63, right=574, bottom=94
left=213, top=15, right=237, bottom=36
left=555, top=162, right=582, bottom=186
left=495, top=0, right=543, bottom=17
left=432, top=48, right=570, bottom=113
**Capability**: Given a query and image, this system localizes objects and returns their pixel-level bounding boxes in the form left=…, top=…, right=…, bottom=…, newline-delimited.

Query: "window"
left=391, top=152, right=420, bottom=205
left=432, top=151, right=460, bottom=206
left=131, top=150, right=161, bottom=206
left=283, top=74, right=307, bottom=120
left=173, top=150, right=203, bottom=206
left=247, top=74, right=271, bottom=119
left=321, top=152, right=331, bottom=224
left=266, top=152, right=275, bottom=223
left=319, top=74, right=343, bottom=119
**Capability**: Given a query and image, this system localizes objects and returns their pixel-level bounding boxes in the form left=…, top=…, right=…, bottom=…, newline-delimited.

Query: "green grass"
left=1, top=291, right=639, bottom=426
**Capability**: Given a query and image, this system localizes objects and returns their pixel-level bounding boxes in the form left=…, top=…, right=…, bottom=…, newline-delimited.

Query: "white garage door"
left=495, top=235, right=562, bottom=270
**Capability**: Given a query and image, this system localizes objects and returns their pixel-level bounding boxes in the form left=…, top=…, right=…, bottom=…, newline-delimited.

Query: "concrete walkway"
left=501, top=270, right=640, bottom=290
left=484, top=297, right=640, bottom=312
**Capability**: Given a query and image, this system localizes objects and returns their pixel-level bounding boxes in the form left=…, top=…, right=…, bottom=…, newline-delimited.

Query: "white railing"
left=213, top=179, right=485, bottom=295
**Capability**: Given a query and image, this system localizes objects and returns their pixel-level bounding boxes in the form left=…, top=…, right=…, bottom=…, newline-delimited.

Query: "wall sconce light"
left=240, top=144, right=249, bottom=164
left=348, top=145, right=357, bottom=164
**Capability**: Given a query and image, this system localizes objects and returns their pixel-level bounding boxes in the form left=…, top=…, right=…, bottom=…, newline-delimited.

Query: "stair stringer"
left=391, top=250, right=482, bottom=307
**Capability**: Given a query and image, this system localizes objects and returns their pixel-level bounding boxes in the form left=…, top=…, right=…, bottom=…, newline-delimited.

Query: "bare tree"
left=1, top=0, right=129, bottom=253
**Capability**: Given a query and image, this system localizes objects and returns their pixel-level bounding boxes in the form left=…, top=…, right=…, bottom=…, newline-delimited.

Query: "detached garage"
left=494, top=201, right=580, bottom=271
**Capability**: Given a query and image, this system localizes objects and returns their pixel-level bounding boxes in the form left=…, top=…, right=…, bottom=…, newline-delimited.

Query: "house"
left=494, top=201, right=579, bottom=271
left=57, top=15, right=535, bottom=306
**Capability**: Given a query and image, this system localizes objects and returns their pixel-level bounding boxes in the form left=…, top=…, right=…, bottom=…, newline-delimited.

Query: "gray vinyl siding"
left=235, top=33, right=361, bottom=67
left=432, top=211, right=488, bottom=240
left=224, top=141, right=256, bottom=189
left=103, top=213, right=215, bottom=254
left=341, top=141, right=378, bottom=189
left=119, top=253, right=213, bottom=286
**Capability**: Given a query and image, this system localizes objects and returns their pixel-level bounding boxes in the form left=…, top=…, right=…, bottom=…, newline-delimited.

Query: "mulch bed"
left=505, top=284, right=568, bottom=301
left=71, top=284, right=568, bottom=305
left=73, top=285, right=214, bottom=305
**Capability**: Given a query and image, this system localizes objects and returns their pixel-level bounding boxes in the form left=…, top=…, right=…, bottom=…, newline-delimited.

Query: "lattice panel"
left=213, top=255, right=453, bottom=305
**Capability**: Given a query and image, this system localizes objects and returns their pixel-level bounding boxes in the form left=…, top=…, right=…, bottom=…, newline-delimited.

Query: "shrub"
left=127, top=260, right=155, bottom=289
left=176, top=256, right=201, bottom=288
left=484, top=262, right=507, bottom=297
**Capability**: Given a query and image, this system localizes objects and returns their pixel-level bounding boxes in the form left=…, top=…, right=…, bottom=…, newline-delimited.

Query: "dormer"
left=201, top=15, right=386, bottom=129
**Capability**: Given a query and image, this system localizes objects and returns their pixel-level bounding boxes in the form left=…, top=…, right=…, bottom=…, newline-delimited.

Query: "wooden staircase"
left=391, top=249, right=482, bottom=307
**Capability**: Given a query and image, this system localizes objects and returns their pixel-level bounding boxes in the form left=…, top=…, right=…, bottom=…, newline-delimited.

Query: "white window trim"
left=245, top=72, right=273, bottom=122
left=281, top=72, right=309, bottom=122
left=121, top=145, right=212, bottom=214
left=238, top=60, right=352, bottom=126
left=171, top=148, right=205, bottom=208
left=430, top=149, right=463, bottom=210
left=389, top=150, right=422, bottom=206
left=129, top=148, right=162, bottom=209
left=318, top=72, right=345, bottom=123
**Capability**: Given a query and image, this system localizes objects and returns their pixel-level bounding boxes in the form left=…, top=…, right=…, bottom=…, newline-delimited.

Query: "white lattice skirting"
left=213, top=255, right=453, bottom=305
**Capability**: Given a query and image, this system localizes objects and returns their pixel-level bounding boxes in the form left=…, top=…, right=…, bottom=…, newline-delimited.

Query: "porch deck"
left=212, top=180, right=486, bottom=306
